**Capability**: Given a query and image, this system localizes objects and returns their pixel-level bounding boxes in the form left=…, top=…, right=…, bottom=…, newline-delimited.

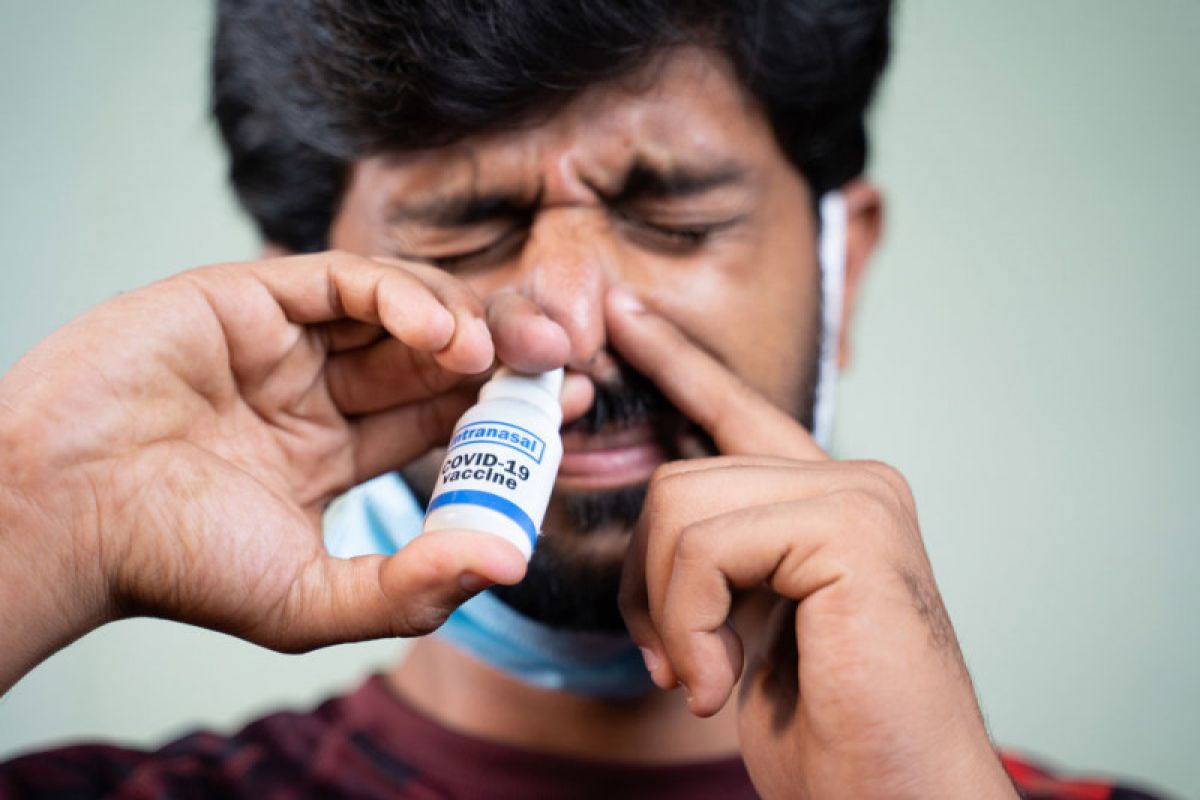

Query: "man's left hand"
left=606, top=288, right=1017, bottom=800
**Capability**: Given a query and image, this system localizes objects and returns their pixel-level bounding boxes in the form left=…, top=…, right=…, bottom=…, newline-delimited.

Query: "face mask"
left=813, top=191, right=847, bottom=450
left=324, top=471, right=657, bottom=697
left=324, top=191, right=847, bottom=698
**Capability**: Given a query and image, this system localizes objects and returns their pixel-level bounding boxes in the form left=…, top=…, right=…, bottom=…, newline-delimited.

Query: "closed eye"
left=429, top=226, right=527, bottom=271
left=613, top=208, right=729, bottom=254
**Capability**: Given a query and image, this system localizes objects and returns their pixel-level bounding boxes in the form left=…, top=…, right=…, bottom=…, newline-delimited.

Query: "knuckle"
left=674, top=521, right=715, bottom=568
left=649, top=460, right=689, bottom=484
left=850, top=459, right=915, bottom=509
left=326, top=249, right=374, bottom=278
left=642, top=468, right=697, bottom=533
left=396, top=602, right=453, bottom=637
left=643, top=467, right=682, bottom=514
left=830, top=487, right=891, bottom=530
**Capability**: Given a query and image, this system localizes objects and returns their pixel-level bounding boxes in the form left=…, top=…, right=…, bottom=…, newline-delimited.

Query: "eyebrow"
left=385, top=159, right=748, bottom=228
left=386, top=192, right=534, bottom=228
left=607, top=159, right=749, bottom=204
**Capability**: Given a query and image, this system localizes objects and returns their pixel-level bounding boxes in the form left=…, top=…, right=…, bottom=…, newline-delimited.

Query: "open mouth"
left=556, top=421, right=671, bottom=491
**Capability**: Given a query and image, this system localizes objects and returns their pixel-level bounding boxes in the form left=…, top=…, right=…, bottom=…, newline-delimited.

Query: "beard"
left=490, top=356, right=749, bottom=633
left=408, top=347, right=820, bottom=633
left=489, top=483, right=648, bottom=631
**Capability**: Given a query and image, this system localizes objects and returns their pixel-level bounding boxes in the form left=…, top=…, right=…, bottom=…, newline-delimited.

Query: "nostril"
left=520, top=245, right=612, bottom=368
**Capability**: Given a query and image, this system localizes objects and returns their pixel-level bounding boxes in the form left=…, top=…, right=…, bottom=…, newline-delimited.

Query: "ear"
left=837, top=179, right=884, bottom=369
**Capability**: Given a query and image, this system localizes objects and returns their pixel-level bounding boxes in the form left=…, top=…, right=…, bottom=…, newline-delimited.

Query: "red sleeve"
left=1001, top=750, right=1168, bottom=800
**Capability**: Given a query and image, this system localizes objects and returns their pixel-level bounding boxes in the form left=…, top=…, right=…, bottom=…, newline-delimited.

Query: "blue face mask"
left=324, top=471, right=655, bottom=699
left=323, top=192, right=846, bottom=700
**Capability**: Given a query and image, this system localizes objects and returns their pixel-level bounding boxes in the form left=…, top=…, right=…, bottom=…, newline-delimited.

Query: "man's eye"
left=431, top=227, right=525, bottom=271
left=614, top=209, right=716, bottom=253
left=650, top=224, right=712, bottom=245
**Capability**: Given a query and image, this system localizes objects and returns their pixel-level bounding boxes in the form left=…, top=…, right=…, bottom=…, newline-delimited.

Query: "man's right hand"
left=0, top=251, right=567, bottom=693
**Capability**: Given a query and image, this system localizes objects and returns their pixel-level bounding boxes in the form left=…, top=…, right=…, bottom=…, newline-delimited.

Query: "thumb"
left=269, top=530, right=527, bottom=651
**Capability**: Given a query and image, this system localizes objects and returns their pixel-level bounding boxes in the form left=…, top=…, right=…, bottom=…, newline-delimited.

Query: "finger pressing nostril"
left=486, top=291, right=571, bottom=372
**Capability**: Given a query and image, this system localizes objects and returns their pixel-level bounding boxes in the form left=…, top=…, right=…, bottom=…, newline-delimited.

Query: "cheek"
left=645, top=255, right=818, bottom=413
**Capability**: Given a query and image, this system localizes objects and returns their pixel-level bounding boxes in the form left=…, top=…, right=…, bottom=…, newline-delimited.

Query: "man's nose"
left=515, top=207, right=619, bottom=374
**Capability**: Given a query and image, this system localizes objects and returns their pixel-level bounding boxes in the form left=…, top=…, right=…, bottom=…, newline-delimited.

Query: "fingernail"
left=459, top=573, right=493, bottom=594
left=609, top=287, right=645, bottom=314
left=639, top=646, right=661, bottom=674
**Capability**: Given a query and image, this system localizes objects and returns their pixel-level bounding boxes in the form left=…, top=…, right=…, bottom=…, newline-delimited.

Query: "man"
left=0, top=1, right=1164, bottom=798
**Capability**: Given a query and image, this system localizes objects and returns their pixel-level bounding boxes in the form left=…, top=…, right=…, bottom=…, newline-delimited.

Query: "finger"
left=245, top=253, right=452, bottom=343
left=326, top=337, right=479, bottom=415
left=240, top=252, right=494, bottom=373
left=330, top=286, right=578, bottom=417
left=658, top=498, right=841, bottom=717
left=560, top=370, right=595, bottom=424
left=376, top=258, right=497, bottom=374
left=623, top=461, right=808, bottom=689
left=348, top=384, right=477, bottom=484
left=318, top=319, right=386, bottom=353
left=485, top=290, right=572, bottom=373
left=635, top=461, right=821, bottom=685
left=618, top=514, right=674, bottom=689
left=273, top=529, right=528, bottom=650
left=650, top=456, right=916, bottom=532
left=605, top=288, right=825, bottom=461
left=646, top=460, right=829, bottom=520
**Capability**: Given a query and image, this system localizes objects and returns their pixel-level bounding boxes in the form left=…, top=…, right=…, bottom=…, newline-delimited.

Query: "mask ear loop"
left=812, top=191, right=847, bottom=450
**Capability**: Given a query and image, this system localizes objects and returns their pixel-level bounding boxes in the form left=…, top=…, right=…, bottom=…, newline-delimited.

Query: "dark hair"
left=212, top=0, right=892, bottom=253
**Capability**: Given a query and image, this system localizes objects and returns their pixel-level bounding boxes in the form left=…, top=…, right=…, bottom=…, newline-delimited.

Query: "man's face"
left=330, top=47, right=821, bottom=629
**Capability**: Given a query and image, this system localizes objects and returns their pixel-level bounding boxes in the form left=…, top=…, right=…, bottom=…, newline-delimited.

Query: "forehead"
left=359, top=47, right=782, bottom=199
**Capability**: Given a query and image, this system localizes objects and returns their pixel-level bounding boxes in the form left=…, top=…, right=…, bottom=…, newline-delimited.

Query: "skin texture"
left=0, top=47, right=1017, bottom=799
left=0, top=254, right=539, bottom=686
left=331, top=50, right=1015, bottom=798
left=332, top=49, right=825, bottom=566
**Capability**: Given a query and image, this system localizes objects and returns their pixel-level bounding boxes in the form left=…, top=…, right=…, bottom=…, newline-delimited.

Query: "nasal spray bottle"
left=422, top=367, right=564, bottom=561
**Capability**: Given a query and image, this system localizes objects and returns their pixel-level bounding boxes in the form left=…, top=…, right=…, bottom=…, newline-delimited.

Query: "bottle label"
left=428, top=417, right=561, bottom=552
left=448, top=420, right=548, bottom=464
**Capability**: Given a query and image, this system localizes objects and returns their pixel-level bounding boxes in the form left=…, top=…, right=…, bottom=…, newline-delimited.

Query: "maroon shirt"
left=0, top=676, right=755, bottom=799
left=0, top=676, right=1168, bottom=799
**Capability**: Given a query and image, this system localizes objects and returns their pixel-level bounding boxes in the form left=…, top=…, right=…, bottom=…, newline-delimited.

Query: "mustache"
left=562, top=360, right=672, bottom=434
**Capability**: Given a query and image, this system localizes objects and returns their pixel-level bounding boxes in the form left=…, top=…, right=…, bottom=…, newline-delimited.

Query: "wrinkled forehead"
left=358, top=47, right=774, bottom=202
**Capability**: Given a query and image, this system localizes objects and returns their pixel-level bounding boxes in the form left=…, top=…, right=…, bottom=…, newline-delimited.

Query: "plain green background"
left=1, top=2, right=1197, bottom=797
